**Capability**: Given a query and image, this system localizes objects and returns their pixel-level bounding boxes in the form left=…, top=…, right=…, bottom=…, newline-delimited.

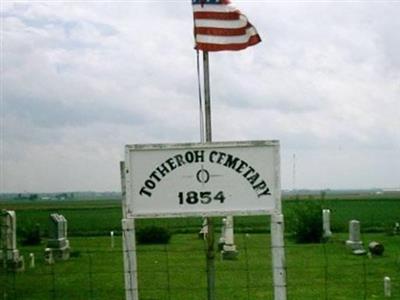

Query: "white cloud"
left=1, top=1, right=399, bottom=192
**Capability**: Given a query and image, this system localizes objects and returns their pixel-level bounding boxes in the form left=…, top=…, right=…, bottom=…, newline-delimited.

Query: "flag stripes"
left=192, top=0, right=261, bottom=52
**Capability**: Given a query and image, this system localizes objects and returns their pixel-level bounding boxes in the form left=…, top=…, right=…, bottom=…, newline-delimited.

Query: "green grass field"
left=1, top=195, right=400, bottom=299
left=1, top=233, right=400, bottom=299
left=1, top=195, right=399, bottom=237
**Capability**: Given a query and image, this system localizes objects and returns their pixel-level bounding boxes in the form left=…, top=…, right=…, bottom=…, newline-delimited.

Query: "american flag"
left=192, top=0, right=261, bottom=52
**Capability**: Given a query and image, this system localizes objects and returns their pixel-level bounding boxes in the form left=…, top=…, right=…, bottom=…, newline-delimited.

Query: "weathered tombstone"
left=198, top=218, right=208, bottom=239
left=0, top=210, right=25, bottom=272
left=221, top=216, right=238, bottom=260
left=218, top=218, right=227, bottom=251
left=29, top=253, right=35, bottom=268
left=110, top=231, right=115, bottom=248
left=44, top=248, right=54, bottom=265
left=384, top=276, right=391, bottom=297
left=46, top=213, right=70, bottom=260
left=369, top=241, right=384, bottom=256
left=346, top=220, right=365, bottom=254
left=393, top=222, right=400, bottom=235
left=322, top=209, right=332, bottom=238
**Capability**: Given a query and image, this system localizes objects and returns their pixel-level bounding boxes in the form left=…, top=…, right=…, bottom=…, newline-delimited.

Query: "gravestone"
left=384, top=276, right=391, bottom=297
left=110, top=231, right=115, bottom=248
left=218, top=218, right=227, bottom=251
left=368, top=241, right=384, bottom=256
left=198, top=218, right=208, bottom=239
left=0, top=210, right=25, bottom=271
left=393, top=222, right=400, bottom=235
left=221, top=216, right=238, bottom=260
left=44, top=248, right=54, bottom=264
left=29, top=253, right=35, bottom=268
left=346, top=220, right=365, bottom=253
left=322, top=209, right=332, bottom=238
left=46, top=213, right=70, bottom=260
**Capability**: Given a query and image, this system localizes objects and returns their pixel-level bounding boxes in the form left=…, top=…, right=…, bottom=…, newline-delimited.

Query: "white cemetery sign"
left=125, top=140, right=280, bottom=218
left=121, top=140, right=286, bottom=300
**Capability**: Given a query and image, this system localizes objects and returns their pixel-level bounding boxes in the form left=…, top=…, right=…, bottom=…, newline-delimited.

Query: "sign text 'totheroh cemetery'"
left=124, top=141, right=280, bottom=218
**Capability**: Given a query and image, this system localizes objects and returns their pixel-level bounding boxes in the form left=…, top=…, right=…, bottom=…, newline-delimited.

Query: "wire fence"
left=1, top=231, right=399, bottom=300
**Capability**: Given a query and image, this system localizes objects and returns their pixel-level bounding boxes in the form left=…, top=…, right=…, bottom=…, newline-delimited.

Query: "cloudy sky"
left=1, top=1, right=399, bottom=193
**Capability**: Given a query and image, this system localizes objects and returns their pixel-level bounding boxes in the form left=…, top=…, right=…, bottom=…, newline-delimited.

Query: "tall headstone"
left=46, top=213, right=70, bottom=260
left=346, top=220, right=364, bottom=253
left=221, top=216, right=238, bottom=260
left=0, top=210, right=25, bottom=271
left=110, top=231, right=115, bottom=248
left=322, top=209, right=332, bottom=238
left=384, top=276, right=391, bottom=297
left=29, top=253, right=35, bottom=268
left=218, top=218, right=227, bottom=251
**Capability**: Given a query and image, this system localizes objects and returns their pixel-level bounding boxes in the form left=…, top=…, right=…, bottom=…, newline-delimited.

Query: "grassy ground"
left=1, top=196, right=399, bottom=299
left=1, top=233, right=400, bottom=299
left=1, top=196, right=399, bottom=237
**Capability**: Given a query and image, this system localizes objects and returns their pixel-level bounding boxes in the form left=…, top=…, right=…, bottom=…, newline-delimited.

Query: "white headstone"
left=384, top=276, right=391, bottom=297
left=224, top=216, right=234, bottom=245
left=222, top=216, right=238, bottom=260
left=110, top=231, right=115, bottom=248
left=349, top=220, right=360, bottom=241
left=46, top=213, right=70, bottom=260
left=29, top=253, right=35, bottom=268
left=48, top=213, right=68, bottom=242
left=322, top=209, right=332, bottom=238
left=44, top=248, right=54, bottom=265
left=218, top=218, right=227, bottom=250
left=0, top=210, right=25, bottom=271
left=1, top=210, right=17, bottom=251
left=346, top=220, right=364, bottom=251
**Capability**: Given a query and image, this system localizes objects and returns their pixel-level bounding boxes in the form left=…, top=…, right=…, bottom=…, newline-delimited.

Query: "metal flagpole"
left=202, top=50, right=216, bottom=300
left=203, top=51, right=212, bottom=142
